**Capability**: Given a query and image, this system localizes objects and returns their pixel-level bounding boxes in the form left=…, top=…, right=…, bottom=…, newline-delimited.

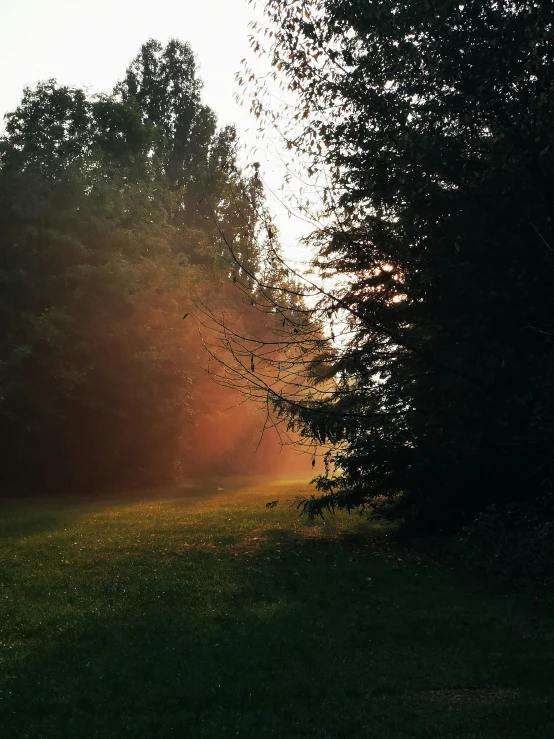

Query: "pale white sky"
left=0, top=0, right=256, bottom=133
left=0, top=0, right=313, bottom=257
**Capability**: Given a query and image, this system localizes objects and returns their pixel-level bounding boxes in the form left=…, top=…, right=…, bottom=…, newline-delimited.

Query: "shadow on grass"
left=0, top=476, right=306, bottom=542
left=0, top=506, right=86, bottom=542
left=2, top=525, right=554, bottom=739
left=0, top=485, right=231, bottom=543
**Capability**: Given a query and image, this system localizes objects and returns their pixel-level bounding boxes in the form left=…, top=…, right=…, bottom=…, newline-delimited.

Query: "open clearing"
left=1, top=478, right=553, bottom=738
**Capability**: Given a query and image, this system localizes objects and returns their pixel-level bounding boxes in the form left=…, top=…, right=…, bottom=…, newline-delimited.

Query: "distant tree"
left=118, top=39, right=213, bottom=189
left=0, top=41, right=288, bottom=493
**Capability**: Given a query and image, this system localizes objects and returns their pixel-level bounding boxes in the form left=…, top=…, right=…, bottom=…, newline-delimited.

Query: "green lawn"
left=1, top=478, right=553, bottom=738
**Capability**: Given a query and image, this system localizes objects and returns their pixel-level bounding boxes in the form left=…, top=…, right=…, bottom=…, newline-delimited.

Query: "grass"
left=1, top=477, right=553, bottom=738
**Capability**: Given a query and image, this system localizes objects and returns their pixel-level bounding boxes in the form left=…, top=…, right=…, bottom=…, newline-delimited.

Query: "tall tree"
left=243, top=0, right=554, bottom=530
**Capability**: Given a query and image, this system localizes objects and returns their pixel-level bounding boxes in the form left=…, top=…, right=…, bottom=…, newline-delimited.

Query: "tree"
left=118, top=39, right=212, bottom=190
left=0, top=40, right=290, bottom=494
left=236, top=0, right=554, bottom=530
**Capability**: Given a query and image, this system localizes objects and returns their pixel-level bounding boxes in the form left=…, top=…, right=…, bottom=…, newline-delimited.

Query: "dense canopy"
left=0, top=39, right=298, bottom=493
left=240, top=0, right=554, bottom=531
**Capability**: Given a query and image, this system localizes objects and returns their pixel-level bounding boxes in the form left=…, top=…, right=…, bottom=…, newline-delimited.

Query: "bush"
left=452, top=497, right=554, bottom=604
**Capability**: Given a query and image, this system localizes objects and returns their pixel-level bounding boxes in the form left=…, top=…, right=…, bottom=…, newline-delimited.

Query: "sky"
left=0, top=0, right=312, bottom=258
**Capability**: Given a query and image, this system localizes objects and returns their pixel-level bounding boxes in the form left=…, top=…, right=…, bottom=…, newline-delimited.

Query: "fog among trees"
left=3, top=3, right=554, bottom=556
left=0, top=39, right=308, bottom=494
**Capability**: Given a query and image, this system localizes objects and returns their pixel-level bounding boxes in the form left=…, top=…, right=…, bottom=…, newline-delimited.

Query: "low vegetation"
left=1, top=481, right=553, bottom=738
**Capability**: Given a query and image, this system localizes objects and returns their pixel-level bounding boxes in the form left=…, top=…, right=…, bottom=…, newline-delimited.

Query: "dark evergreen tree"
left=248, top=0, right=554, bottom=530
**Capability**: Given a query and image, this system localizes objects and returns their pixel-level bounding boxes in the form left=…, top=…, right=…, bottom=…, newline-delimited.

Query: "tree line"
left=0, top=39, right=301, bottom=493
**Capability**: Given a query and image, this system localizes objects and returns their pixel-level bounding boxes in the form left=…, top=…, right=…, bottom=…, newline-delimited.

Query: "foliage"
left=0, top=40, right=283, bottom=493
left=452, top=498, right=554, bottom=602
left=117, top=39, right=240, bottom=232
left=248, top=0, right=554, bottom=531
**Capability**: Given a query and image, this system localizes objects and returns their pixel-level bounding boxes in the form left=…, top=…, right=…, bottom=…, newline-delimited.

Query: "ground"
left=1, top=478, right=553, bottom=738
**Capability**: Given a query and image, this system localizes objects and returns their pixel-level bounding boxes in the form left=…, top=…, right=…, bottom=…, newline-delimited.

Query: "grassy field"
left=1, top=477, right=553, bottom=738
